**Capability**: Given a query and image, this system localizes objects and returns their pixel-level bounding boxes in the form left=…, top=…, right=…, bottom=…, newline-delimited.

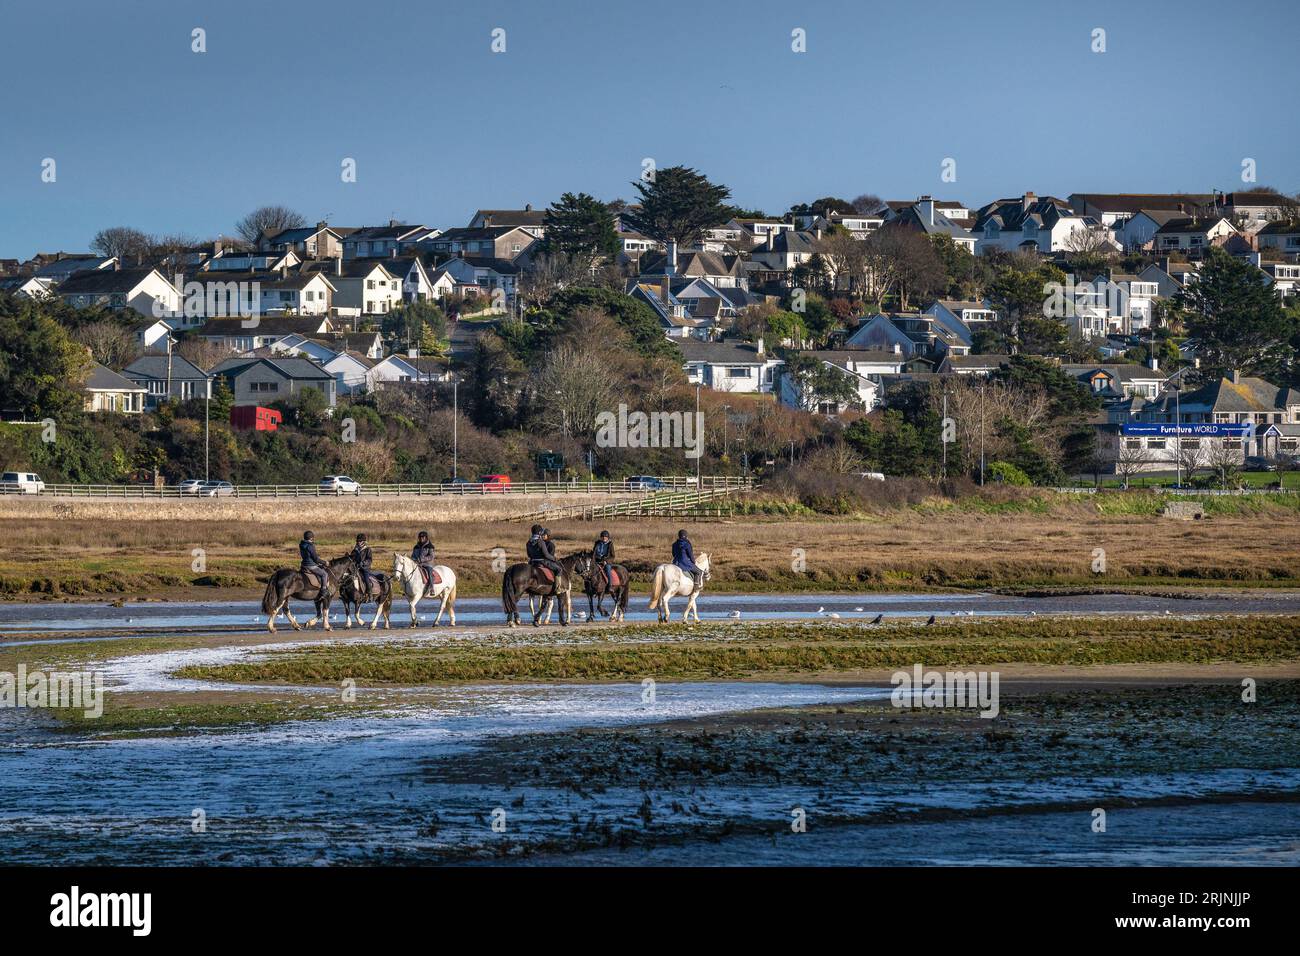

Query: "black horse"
left=261, top=555, right=359, bottom=633
left=501, top=551, right=591, bottom=627
left=339, top=567, right=394, bottom=630
left=582, top=552, right=631, bottom=622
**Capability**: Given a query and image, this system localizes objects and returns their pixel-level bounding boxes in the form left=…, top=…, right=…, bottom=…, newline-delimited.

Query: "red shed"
left=230, top=405, right=282, bottom=431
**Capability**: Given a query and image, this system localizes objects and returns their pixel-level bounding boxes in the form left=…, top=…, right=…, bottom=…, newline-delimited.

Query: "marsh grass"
left=174, top=616, right=1300, bottom=686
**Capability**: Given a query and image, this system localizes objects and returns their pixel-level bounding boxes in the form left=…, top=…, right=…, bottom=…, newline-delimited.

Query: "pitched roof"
left=1154, top=217, right=1233, bottom=235
left=85, top=362, right=146, bottom=392
left=210, top=356, right=335, bottom=381
left=473, top=209, right=546, bottom=228
left=678, top=340, right=775, bottom=365
left=198, top=316, right=332, bottom=337
left=58, top=266, right=163, bottom=295
left=123, top=353, right=210, bottom=380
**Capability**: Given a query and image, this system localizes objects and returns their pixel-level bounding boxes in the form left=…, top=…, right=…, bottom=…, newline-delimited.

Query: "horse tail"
left=448, top=581, right=457, bottom=608
left=261, top=575, right=280, bottom=615
left=648, top=566, right=664, bottom=610
left=617, top=574, right=629, bottom=615
left=501, top=569, right=516, bottom=615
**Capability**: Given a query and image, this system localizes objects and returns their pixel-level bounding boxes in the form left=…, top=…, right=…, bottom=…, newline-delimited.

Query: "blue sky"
left=2, top=0, right=1297, bottom=257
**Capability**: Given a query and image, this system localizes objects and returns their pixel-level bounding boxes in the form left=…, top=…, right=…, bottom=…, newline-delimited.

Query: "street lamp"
left=451, top=375, right=459, bottom=480
left=1172, top=382, right=1182, bottom=488
left=721, top=404, right=731, bottom=458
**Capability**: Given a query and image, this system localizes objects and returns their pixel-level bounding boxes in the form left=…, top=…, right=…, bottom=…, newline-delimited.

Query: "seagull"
left=925, top=615, right=936, bottom=626
left=817, top=606, right=826, bottom=614
left=729, top=610, right=741, bottom=619
left=828, top=612, right=840, bottom=619
left=855, top=607, right=865, bottom=612
left=870, top=613, right=883, bottom=625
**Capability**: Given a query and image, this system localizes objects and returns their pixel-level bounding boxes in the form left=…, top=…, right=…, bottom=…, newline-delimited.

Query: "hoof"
left=292, top=623, right=302, bottom=631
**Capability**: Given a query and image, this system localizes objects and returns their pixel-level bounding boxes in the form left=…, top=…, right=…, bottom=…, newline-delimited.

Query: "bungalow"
left=366, top=353, right=453, bottom=388
left=1111, top=209, right=1188, bottom=252
left=34, top=255, right=117, bottom=282
left=57, top=266, right=181, bottom=317
left=641, top=247, right=747, bottom=289
left=198, top=314, right=335, bottom=352
left=121, top=353, right=212, bottom=408
left=936, top=353, right=1013, bottom=376
left=1152, top=217, right=1237, bottom=254
left=83, top=362, right=147, bottom=414
left=324, top=351, right=375, bottom=395
left=209, top=356, right=338, bottom=408
left=204, top=249, right=299, bottom=272
left=679, top=339, right=784, bottom=394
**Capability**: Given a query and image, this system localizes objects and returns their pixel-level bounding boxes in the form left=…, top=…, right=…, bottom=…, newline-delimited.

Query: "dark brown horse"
left=339, top=567, right=394, bottom=630
left=261, top=555, right=359, bottom=633
left=501, top=551, right=592, bottom=627
left=583, top=554, right=631, bottom=622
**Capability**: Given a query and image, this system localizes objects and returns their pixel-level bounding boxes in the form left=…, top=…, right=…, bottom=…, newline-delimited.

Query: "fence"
left=22, top=476, right=755, bottom=499
left=514, top=486, right=748, bottom=521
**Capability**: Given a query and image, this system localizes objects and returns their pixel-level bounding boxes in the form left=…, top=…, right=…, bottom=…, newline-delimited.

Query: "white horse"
left=648, top=553, right=711, bottom=623
left=391, top=554, right=458, bottom=627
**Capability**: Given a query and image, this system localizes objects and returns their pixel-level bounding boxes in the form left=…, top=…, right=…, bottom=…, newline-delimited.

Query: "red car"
left=478, top=474, right=511, bottom=493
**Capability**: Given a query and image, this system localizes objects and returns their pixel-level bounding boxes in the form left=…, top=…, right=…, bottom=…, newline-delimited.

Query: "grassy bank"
left=174, top=616, right=1300, bottom=686
left=3, top=490, right=1300, bottom=600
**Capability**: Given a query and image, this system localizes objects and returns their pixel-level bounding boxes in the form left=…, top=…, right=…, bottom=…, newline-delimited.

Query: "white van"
left=0, top=471, right=46, bottom=494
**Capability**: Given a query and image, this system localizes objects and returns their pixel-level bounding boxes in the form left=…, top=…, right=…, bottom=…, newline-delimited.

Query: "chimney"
left=1149, top=355, right=1159, bottom=372
left=389, top=219, right=399, bottom=227
left=892, top=342, right=902, bottom=355
left=756, top=337, right=765, bottom=357
left=1021, top=191, right=1036, bottom=214
left=917, top=196, right=935, bottom=226
left=659, top=277, right=669, bottom=305
left=666, top=240, right=678, bottom=277
left=1230, top=368, right=1241, bottom=384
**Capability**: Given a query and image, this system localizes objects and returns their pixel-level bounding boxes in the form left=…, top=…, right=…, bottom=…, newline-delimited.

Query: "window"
left=1147, top=439, right=1166, bottom=450
left=250, top=381, right=279, bottom=393
left=726, top=366, right=752, bottom=378
left=367, top=280, right=376, bottom=289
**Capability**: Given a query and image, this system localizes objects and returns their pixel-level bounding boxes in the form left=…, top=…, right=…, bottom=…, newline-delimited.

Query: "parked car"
left=855, top=471, right=887, bottom=481
left=198, top=480, right=234, bottom=497
left=177, top=479, right=205, bottom=495
left=627, top=475, right=665, bottom=491
left=0, top=471, right=45, bottom=494
left=477, top=474, right=512, bottom=493
left=1243, top=456, right=1275, bottom=472
left=320, top=475, right=361, bottom=495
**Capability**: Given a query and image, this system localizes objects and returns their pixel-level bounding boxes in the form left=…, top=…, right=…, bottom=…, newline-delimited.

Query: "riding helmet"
left=356, top=533, right=367, bottom=542
left=531, top=524, right=543, bottom=535
left=599, top=530, right=610, bottom=538
left=677, top=529, right=688, bottom=539
left=304, top=531, right=314, bottom=540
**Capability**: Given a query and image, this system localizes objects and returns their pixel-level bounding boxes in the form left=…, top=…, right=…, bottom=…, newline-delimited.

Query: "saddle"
left=419, top=566, right=441, bottom=589
left=598, top=565, right=621, bottom=588
left=535, top=565, right=555, bottom=584
left=359, top=571, right=386, bottom=595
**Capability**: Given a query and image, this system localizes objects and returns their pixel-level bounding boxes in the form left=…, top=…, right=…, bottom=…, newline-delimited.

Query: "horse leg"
left=322, top=597, right=332, bottom=631
left=433, top=588, right=447, bottom=626
left=409, top=594, right=419, bottom=628
left=285, top=601, right=303, bottom=631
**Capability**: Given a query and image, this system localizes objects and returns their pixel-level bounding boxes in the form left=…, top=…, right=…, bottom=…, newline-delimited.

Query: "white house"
left=198, top=315, right=335, bottom=352
left=679, top=339, right=784, bottom=394
left=1257, top=220, right=1300, bottom=255
left=312, top=260, right=402, bottom=315
left=366, top=354, right=453, bottom=388
left=323, top=351, right=375, bottom=395
left=1152, top=217, right=1237, bottom=253
left=57, top=266, right=181, bottom=317
left=973, top=193, right=1103, bottom=255
left=83, top=362, right=147, bottom=414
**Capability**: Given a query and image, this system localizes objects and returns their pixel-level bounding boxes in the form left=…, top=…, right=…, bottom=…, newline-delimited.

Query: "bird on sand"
left=870, top=613, right=883, bottom=625
left=729, top=610, right=742, bottom=619
left=828, top=612, right=841, bottom=619
left=817, top=606, right=826, bottom=614
left=925, top=615, right=936, bottom=625
left=855, top=607, right=865, bottom=612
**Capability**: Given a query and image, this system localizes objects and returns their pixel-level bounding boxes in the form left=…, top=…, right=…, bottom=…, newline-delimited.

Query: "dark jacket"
left=527, top=534, right=556, bottom=563
left=412, top=541, right=435, bottom=567
left=593, top=538, right=614, bottom=562
left=299, top=539, right=324, bottom=571
left=672, top=537, right=698, bottom=573
left=350, top=544, right=372, bottom=571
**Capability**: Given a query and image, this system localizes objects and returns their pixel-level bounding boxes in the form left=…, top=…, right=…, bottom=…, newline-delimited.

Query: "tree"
left=789, top=197, right=856, bottom=218
left=71, top=320, right=140, bottom=369
left=91, top=226, right=153, bottom=260
left=863, top=227, right=945, bottom=310
left=1177, top=247, right=1297, bottom=381
left=1205, top=438, right=1242, bottom=489
left=781, top=352, right=861, bottom=411
left=1114, top=440, right=1151, bottom=490
left=0, top=296, right=93, bottom=419
left=235, top=206, right=306, bottom=247
left=815, top=227, right=868, bottom=295
left=624, top=166, right=732, bottom=247
left=851, top=194, right=886, bottom=216
left=540, top=192, right=620, bottom=266
left=985, top=260, right=1069, bottom=355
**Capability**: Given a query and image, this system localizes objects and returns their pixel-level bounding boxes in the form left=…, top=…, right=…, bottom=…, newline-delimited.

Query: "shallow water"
left=2, top=588, right=1296, bottom=635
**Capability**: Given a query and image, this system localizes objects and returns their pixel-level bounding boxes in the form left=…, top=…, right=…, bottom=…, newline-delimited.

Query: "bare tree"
left=851, top=194, right=886, bottom=216
left=235, top=206, right=306, bottom=247
left=1205, top=439, right=1243, bottom=489
left=1177, top=440, right=1206, bottom=485
left=1114, top=441, right=1151, bottom=489
left=72, top=321, right=141, bottom=369
left=91, top=227, right=153, bottom=260
left=816, top=229, right=868, bottom=294
left=176, top=336, right=229, bottom=370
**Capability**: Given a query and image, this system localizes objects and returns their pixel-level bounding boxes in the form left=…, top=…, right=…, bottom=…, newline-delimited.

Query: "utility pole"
left=941, top=391, right=948, bottom=479
left=978, top=383, right=986, bottom=486
left=204, top=384, right=210, bottom=482
left=695, top=384, right=702, bottom=484
left=721, top=403, right=730, bottom=458
left=1173, top=383, right=1182, bottom=488
left=452, top=376, right=459, bottom=479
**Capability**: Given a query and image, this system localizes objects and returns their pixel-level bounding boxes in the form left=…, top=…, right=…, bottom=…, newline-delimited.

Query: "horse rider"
left=672, top=528, right=703, bottom=589
left=299, top=530, right=328, bottom=591
left=592, top=529, right=615, bottom=587
left=527, top=524, right=565, bottom=585
left=412, top=530, right=436, bottom=589
left=350, top=533, right=375, bottom=595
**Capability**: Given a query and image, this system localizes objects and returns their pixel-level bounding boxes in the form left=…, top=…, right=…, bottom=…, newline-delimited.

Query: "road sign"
left=1122, top=423, right=1254, bottom=438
